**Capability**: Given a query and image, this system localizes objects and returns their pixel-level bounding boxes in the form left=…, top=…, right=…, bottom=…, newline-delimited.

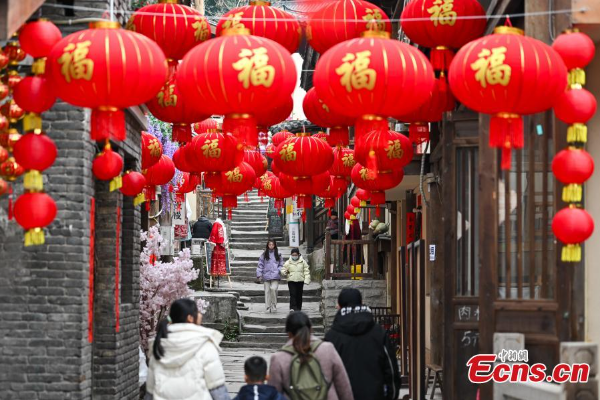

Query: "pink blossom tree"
left=139, top=225, right=208, bottom=352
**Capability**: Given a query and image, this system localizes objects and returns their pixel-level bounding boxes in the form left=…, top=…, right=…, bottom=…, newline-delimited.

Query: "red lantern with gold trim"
left=217, top=1, right=302, bottom=54
left=93, top=143, right=124, bottom=191
left=355, top=129, right=413, bottom=171
left=194, top=118, right=219, bottom=134
left=127, top=0, right=210, bottom=61
left=351, top=163, right=403, bottom=214
left=219, top=161, right=256, bottom=216
left=46, top=21, right=168, bottom=142
left=14, top=192, right=57, bottom=246
left=552, top=147, right=594, bottom=203
left=120, top=171, right=146, bottom=196
left=144, top=155, right=176, bottom=186
left=329, top=147, right=356, bottom=196
left=449, top=26, right=568, bottom=169
left=13, top=132, right=57, bottom=191
left=552, top=206, right=594, bottom=262
left=303, top=87, right=353, bottom=147
left=307, top=0, right=391, bottom=54
left=141, top=131, right=163, bottom=170
left=356, top=188, right=370, bottom=206
left=263, top=173, right=292, bottom=212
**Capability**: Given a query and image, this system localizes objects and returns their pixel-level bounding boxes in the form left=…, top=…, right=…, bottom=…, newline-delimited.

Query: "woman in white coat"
left=145, top=298, right=230, bottom=400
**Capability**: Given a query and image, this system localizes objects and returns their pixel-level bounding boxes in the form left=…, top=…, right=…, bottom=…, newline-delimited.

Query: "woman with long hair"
left=268, top=312, right=354, bottom=400
left=256, top=239, right=283, bottom=313
left=145, top=298, right=230, bottom=400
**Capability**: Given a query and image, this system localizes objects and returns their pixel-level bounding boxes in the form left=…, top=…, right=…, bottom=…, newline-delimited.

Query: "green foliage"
left=221, top=319, right=240, bottom=342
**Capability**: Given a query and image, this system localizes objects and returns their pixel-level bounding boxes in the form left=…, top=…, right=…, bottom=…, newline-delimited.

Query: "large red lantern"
left=127, top=1, right=210, bottom=61
left=92, top=143, right=124, bottom=191
left=217, top=1, right=301, bottom=54
left=307, top=0, right=391, bottom=54
left=13, top=132, right=57, bottom=191
left=351, top=163, right=403, bottom=214
left=314, top=31, right=435, bottom=139
left=552, top=206, right=594, bottom=262
left=141, top=131, right=163, bottom=170
left=178, top=29, right=297, bottom=148
left=354, top=129, right=413, bottom=171
left=449, top=26, right=568, bottom=169
left=14, top=192, right=57, bottom=246
left=219, top=161, right=256, bottom=216
left=552, top=148, right=594, bottom=203
left=46, top=21, right=168, bottom=142
left=401, top=0, right=486, bottom=71
left=144, top=155, right=176, bottom=186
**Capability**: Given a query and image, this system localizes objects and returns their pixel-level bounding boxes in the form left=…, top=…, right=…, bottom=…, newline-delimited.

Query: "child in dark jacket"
left=234, top=356, right=285, bottom=400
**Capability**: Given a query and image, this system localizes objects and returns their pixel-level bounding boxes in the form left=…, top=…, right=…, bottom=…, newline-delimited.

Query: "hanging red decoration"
left=553, top=86, right=597, bottom=144
left=244, top=149, right=268, bottom=178
left=552, top=29, right=595, bottom=85
left=0, top=145, right=8, bottom=163
left=194, top=118, right=219, bottom=134
left=552, top=206, right=594, bottom=262
left=307, top=0, right=391, bottom=54
left=303, top=88, right=353, bottom=147
left=351, top=163, right=403, bottom=213
left=144, top=155, right=176, bottom=186
left=262, top=173, right=292, bottom=212
left=19, top=19, right=63, bottom=58
left=217, top=1, right=302, bottom=54
left=255, top=97, right=294, bottom=129
left=0, top=157, right=24, bottom=181
left=329, top=147, right=356, bottom=196
left=141, top=131, right=163, bottom=170
left=46, top=21, right=168, bottom=142
left=552, top=148, right=594, bottom=203
left=219, top=161, right=256, bottom=217
left=127, top=0, right=210, bottom=61
left=356, top=188, right=370, bottom=206
left=314, top=31, right=435, bottom=139
left=13, top=192, right=57, bottom=246
left=354, top=129, right=413, bottom=171
left=13, top=132, right=57, bottom=191
left=178, top=29, right=297, bottom=149
left=0, top=178, right=7, bottom=196
left=92, top=143, right=124, bottom=191
left=449, top=26, right=568, bottom=169
left=120, top=171, right=147, bottom=205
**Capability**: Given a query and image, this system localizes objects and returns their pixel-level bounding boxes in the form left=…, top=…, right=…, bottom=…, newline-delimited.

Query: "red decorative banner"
left=88, top=198, right=95, bottom=343
left=115, top=206, right=121, bottom=333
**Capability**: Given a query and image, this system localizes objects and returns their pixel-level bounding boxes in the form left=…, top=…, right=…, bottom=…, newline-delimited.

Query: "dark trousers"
left=288, top=281, right=305, bottom=311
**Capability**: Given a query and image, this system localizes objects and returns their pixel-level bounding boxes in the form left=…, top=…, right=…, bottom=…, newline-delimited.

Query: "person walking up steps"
left=256, top=240, right=283, bottom=313
left=281, top=248, right=311, bottom=312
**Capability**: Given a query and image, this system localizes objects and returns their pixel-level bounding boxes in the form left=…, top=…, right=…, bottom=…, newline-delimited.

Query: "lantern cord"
left=419, top=140, right=430, bottom=209
left=109, top=0, right=115, bottom=22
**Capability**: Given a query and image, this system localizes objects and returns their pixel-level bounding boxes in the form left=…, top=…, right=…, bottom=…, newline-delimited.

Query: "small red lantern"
left=263, top=173, right=292, bottom=213
left=217, top=1, right=302, bottom=54
left=13, top=76, right=56, bottom=115
left=351, top=163, right=403, bottom=215
left=188, top=131, right=244, bottom=174
left=194, top=118, right=219, bottom=134
left=272, top=130, right=294, bottom=147
left=449, top=26, right=568, bottom=169
left=0, top=145, right=8, bottom=163
left=354, top=129, right=413, bottom=171
left=13, top=132, right=57, bottom=191
left=46, top=21, right=168, bottom=142
left=93, top=143, right=124, bottom=191
left=552, top=30, right=595, bottom=85
left=356, top=188, right=370, bottom=206
left=14, top=192, right=57, bottom=246
left=244, top=149, right=268, bottom=178
left=120, top=171, right=147, bottom=205
left=307, top=0, right=391, bottom=54
left=552, top=148, right=594, bottom=203
left=0, top=178, right=7, bottom=196
left=144, top=155, right=176, bottom=186
left=553, top=88, right=597, bottom=144
left=141, top=131, right=163, bottom=170
left=127, top=1, right=210, bottom=61
left=0, top=157, right=24, bottom=181
left=330, top=147, right=356, bottom=196
left=219, top=161, right=256, bottom=217
left=552, top=206, right=594, bottom=262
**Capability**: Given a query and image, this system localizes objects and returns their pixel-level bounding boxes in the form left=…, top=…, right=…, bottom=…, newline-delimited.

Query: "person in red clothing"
left=208, top=218, right=228, bottom=276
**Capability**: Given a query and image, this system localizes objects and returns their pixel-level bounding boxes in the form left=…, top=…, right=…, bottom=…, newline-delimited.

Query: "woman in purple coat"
left=257, top=240, right=283, bottom=313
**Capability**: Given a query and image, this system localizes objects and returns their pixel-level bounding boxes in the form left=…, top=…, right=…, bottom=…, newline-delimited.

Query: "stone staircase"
left=218, top=190, right=324, bottom=350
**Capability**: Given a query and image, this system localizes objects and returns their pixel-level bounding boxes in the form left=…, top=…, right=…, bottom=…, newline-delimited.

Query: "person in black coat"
left=192, top=215, right=213, bottom=239
left=324, top=288, right=401, bottom=400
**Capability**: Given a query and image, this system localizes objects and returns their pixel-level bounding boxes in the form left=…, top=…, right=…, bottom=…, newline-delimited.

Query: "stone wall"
left=320, top=280, right=388, bottom=329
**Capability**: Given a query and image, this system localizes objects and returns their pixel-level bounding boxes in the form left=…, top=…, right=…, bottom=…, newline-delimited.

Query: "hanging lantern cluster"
left=551, top=30, right=596, bottom=263
left=449, top=25, right=568, bottom=170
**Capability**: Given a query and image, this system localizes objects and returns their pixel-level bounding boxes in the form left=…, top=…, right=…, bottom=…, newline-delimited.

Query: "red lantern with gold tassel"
left=14, top=192, right=57, bottom=246
left=307, top=0, right=391, bottom=54
left=188, top=131, right=244, bottom=187
left=219, top=161, right=256, bottom=218
left=449, top=26, right=568, bottom=170
left=93, top=142, right=124, bottom=191
left=354, top=129, right=413, bottom=172
left=120, top=171, right=147, bottom=205
left=46, top=21, right=168, bottom=142
left=13, top=132, right=57, bottom=191
left=553, top=86, right=597, bottom=144
left=356, top=188, right=370, bottom=206
left=552, top=29, right=595, bottom=86
left=0, top=157, right=24, bottom=181
left=141, top=131, right=163, bottom=170
left=552, top=206, right=594, bottom=262
left=329, top=147, right=356, bottom=196
left=552, top=147, right=594, bottom=203
left=351, top=163, right=403, bottom=215
left=303, top=87, right=353, bottom=147
left=262, top=173, right=292, bottom=214
left=217, top=1, right=301, bottom=54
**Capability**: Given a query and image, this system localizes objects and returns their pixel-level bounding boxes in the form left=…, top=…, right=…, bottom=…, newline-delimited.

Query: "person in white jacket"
left=280, top=248, right=311, bottom=312
left=145, top=298, right=230, bottom=400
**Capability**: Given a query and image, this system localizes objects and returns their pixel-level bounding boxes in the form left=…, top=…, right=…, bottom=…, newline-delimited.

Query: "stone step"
left=230, top=242, right=272, bottom=250
left=221, top=341, right=283, bottom=350
left=236, top=301, right=249, bottom=311
left=231, top=225, right=269, bottom=232
left=231, top=209, right=268, bottom=215
left=230, top=286, right=321, bottom=298
left=238, top=333, right=289, bottom=344
left=242, top=313, right=324, bottom=326
left=243, top=324, right=325, bottom=334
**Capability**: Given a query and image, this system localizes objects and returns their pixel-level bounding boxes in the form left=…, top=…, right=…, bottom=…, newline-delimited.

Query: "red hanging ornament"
left=552, top=206, right=594, bottom=262
left=219, top=161, right=256, bottom=215
left=19, top=19, right=62, bottom=59
left=144, top=155, right=176, bottom=186
left=92, top=142, right=124, bottom=191
left=14, top=192, right=57, bottom=246
left=552, top=29, right=595, bottom=85
left=354, top=129, right=413, bottom=171
left=0, top=145, right=8, bottom=163
left=552, top=148, right=594, bottom=203
left=356, top=188, right=370, bottom=206
left=141, top=131, right=163, bottom=170
left=46, top=21, right=168, bottom=142
left=0, top=157, right=24, bottom=181
left=13, top=131, right=57, bottom=191
left=120, top=171, right=147, bottom=205
left=193, top=118, right=219, bottom=134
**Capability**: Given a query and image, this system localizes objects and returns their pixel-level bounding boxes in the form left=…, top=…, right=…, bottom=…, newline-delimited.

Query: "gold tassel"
left=562, top=184, right=582, bottom=203
left=360, top=200, right=367, bottom=207
left=568, top=69, right=586, bottom=86
left=561, top=244, right=582, bottom=262
left=24, top=170, right=43, bottom=192
left=109, top=175, right=123, bottom=192
left=31, top=58, right=46, bottom=75
left=134, top=193, right=145, bottom=206
left=23, top=113, right=42, bottom=133
left=567, top=124, right=587, bottom=144
left=24, top=228, right=45, bottom=246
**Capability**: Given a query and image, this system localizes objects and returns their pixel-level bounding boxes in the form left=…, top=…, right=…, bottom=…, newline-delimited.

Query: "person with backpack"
left=324, top=288, right=401, bottom=400
left=145, top=298, right=230, bottom=400
left=281, top=248, right=311, bottom=312
left=268, top=311, right=354, bottom=400
left=234, top=356, right=285, bottom=400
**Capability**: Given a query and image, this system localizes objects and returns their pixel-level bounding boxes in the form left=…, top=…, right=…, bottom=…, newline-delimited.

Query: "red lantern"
left=351, top=163, right=403, bottom=214
left=46, top=21, right=168, bottom=142
left=178, top=29, right=297, bottom=147
left=173, top=145, right=195, bottom=173
left=13, top=132, right=57, bottom=191
left=194, top=118, right=219, bottom=134
left=552, top=30, right=595, bottom=85
left=263, top=173, right=292, bottom=212
left=356, top=188, right=370, bottom=206
left=449, top=26, right=568, bottom=169
left=0, top=157, right=24, bottom=181
left=0, top=145, right=8, bottom=163
left=307, top=0, right=391, bottom=54
left=314, top=31, right=435, bottom=138
left=280, top=171, right=330, bottom=210
left=14, top=192, right=57, bottom=246
left=141, top=131, right=163, bottom=170
left=219, top=161, right=256, bottom=216
left=272, top=130, right=294, bottom=147
left=217, top=1, right=302, bottom=54
left=188, top=131, right=244, bottom=174
left=401, top=0, right=486, bottom=71
left=330, top=147, right=356, bottom=195
left=127, top=1, right=210, bottom=61
left=0, top=178, right=7, bottom=196
left=120, top=171, right=146, bottom=196
left=303, top=88, right=353, bottom=147
left=93, top=143, right=124, bottom=191
left=552, top=148, right=594, bottom=203
left=19, top=20, right=62, bottom=58
left=177, top=172, right=201, bottom=194
left=255, top=97, right=294, bottom=129
left=355, top=129, right=413, bottom=171
left=552, top=206, right=594, bottom=262
left=244, top=149, right=268, bottom=178
left=13, top=76, right=56, bottom=115
left=144, top=155, right=176, bottom=186
left=553, top=88, right=597, bottom=143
